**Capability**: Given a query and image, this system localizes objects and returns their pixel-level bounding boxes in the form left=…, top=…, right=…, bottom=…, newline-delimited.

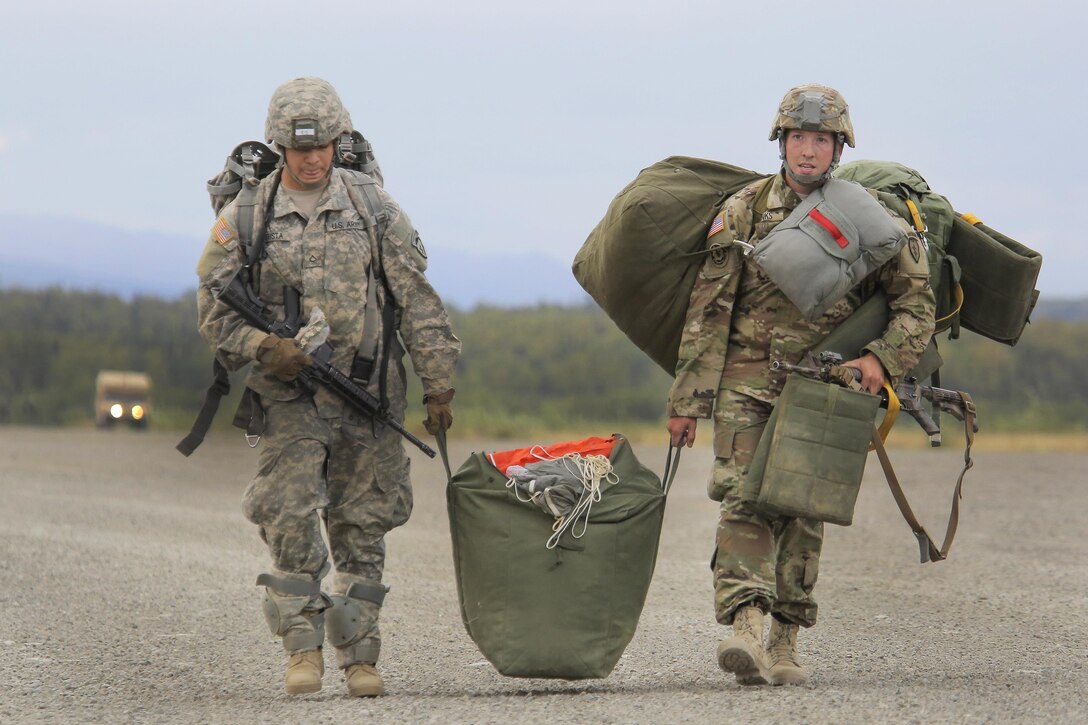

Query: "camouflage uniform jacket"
left=196, top=167, right=461, bottom=419
left=667, top=173, right=935, bottom=418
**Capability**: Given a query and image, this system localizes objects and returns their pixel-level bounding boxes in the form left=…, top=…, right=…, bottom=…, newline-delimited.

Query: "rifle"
left=772, top=350, right=978, bottom=564
left=771, top=351, right=978, bottom=447
left=218, top=273, right=437, bottom=458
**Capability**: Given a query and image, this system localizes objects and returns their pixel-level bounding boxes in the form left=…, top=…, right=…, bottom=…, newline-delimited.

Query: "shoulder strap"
left=343, top=175, right=398, bottom=410
left=176, top=357, right=232, bottom=456
left=343, top=174, right=389, bottom=240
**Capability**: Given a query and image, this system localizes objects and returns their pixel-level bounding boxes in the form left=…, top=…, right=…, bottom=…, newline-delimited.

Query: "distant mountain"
left=4, top=213, right=1083, bottom=317
left=0, top=215, right=199, bottom=299
left=0, top=213, right=589, bottom=309
left=425, top=247, right=590, bottom=309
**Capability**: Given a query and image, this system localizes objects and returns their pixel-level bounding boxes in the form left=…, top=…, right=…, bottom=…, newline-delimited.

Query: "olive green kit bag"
left=573, top=156, right=768, bottom=374
left=742, top=375, right=881, bottom=526
left=440, top=433, right=678, bottom=679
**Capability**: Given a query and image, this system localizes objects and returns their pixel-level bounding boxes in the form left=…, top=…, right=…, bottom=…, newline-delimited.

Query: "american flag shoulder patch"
left=707, top=211, right=725, bottom=239
left=212, top=216, right=236, bottom=246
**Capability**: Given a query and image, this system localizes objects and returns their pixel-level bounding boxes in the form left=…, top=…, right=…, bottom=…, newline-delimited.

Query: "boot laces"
left=289, top=650, right=322, bottom=669
left=768, top=624, right=800, bottom=667
left=733, top=607, right=763, bottom=644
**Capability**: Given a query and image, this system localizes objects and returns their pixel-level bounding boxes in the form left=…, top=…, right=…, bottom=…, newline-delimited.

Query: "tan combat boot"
left=717, top=605, right=769, bottom=685
left=766, top=618, right=808, bottom=686
left=345, top=663, right=385, bottom=697
left=284, top=649, right=324, bottom=694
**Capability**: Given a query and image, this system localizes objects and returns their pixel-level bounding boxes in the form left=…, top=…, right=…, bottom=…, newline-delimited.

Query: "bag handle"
left=436, top=429, right=454, bottom=482
left=661, top=443, right=682, bottom=495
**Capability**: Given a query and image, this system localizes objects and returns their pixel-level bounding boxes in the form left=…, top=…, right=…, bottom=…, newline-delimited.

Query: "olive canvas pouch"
left=742, top=374, right=879, bottom=526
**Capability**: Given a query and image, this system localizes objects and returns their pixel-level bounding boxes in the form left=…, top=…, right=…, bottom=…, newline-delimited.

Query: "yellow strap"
left=870, top=382, right=900, bottom=450
left=960, top=212, right=983, bottom=226
left=904, top=198, right=926, bottom=234
left=934, top=282, right=965, bottom=327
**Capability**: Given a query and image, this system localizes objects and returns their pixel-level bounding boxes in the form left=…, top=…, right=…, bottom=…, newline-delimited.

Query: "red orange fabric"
left=488, top=435, right=620, bottom=473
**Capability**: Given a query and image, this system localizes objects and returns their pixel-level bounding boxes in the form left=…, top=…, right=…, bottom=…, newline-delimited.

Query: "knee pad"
left=325, top=581, right=387, bottom=662
left=257, top=572, right=327, bottom=652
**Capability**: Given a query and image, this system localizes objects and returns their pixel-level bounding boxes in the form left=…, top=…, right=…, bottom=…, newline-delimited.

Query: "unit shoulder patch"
left=908, top=236, right=922, bottom=264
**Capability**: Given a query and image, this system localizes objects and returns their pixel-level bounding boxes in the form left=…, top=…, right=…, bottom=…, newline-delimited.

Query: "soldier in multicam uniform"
left=666, top=84, right=935, bottom=686
left=195, top=77, right=461, bottom=697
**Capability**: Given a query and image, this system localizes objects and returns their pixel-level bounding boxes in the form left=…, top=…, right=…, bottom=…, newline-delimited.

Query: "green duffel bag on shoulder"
left=441, top=433, right=678, bottom=679
left=574, top=156, right=768, bottom=374
left=743, top=375, right=880, bottom=526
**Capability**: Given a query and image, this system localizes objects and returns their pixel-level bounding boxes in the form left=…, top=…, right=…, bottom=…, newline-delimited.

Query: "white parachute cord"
left=545, top=453, right=618, bottom=549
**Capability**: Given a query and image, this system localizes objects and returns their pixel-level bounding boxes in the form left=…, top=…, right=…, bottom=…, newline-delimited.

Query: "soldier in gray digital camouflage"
left=195, top=77, right=461, bottom=697
left=666, top=84, right=936, bottom=686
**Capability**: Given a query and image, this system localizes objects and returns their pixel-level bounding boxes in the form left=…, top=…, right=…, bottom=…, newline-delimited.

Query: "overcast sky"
left=1, top=0, right=1083, bottom=297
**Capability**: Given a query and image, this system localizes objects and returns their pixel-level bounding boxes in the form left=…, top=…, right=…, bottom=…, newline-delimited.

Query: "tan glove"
left=256, top=333, right=311, bottom=382
left=423, top=388, right=455, bottom=435
left=828, top=364, right=864, bottom=391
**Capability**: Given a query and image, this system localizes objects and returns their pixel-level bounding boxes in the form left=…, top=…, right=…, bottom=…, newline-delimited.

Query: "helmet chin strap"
left=778, top=133, right=845, bottom=187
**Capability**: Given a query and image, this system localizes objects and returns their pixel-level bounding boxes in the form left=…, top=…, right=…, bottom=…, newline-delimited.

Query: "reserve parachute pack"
left=574, top=155, right=1043, bottom=380
left=177, top=132, right=393, bottom=456
left=749, top=177, right=909, bottom=321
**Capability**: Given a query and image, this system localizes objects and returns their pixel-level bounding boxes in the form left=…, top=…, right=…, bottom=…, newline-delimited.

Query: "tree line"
left=0, top=287, right=1083, bottom=435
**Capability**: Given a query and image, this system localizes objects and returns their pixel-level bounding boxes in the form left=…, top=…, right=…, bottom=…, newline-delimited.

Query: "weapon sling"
left=177, top=174, right=280, bottom=456
left=868, top=391, right=976, bottom=563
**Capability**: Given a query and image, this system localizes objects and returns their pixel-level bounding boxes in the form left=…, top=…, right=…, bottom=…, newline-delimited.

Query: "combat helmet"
left=769, top=84, right=855, bottom=147
left=770, top=84, right=854, bottom=184
left=265, top=76, right=352, bottom=150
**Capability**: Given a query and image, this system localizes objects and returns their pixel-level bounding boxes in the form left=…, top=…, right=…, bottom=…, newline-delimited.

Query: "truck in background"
left=94, top=371, right=152, bottom=429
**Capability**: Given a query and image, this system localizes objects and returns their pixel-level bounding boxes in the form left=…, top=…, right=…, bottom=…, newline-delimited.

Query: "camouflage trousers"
left=710, top=389, right=823, bottom=628
left=242, top=394, right=413, bottom=658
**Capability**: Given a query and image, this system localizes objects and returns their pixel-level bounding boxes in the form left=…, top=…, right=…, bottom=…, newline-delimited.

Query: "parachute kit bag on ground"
left=442, top=433, right=677, bottom=679
left=742, top=375, right=880, bottom=526
left=573, top=157, right=768, bottom=374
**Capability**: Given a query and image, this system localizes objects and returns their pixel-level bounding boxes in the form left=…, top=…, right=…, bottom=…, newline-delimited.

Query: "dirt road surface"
left=1, top=426, right=1085, bottom=724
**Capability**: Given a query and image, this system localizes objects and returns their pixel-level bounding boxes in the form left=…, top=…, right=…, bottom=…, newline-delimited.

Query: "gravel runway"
left=1, top=426, right=1084, bottom=724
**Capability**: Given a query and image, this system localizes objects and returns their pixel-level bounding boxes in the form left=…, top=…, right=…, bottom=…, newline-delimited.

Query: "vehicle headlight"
left=131, top=405, right=144, bottom=420
left=110, top=404, right=124, bottom=419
